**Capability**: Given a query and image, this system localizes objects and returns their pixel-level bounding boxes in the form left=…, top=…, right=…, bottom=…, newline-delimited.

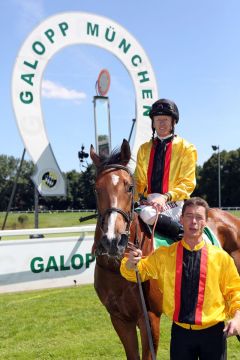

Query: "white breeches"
left=138, top=193, right=184, bottom=225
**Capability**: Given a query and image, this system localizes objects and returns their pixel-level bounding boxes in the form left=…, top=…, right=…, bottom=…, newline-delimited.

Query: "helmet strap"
left=151, top=128, right=155, bottom=143
left=171, top=118, right=176, bottom=135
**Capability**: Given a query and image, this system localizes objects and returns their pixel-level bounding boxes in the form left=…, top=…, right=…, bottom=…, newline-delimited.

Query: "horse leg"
left=138, top=312, right=160, bottom=360
left=110, top=315, right=140, bottom=360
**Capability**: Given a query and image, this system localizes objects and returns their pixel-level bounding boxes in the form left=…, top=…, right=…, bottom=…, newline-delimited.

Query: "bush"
left=17, top=214, right=29, bottom=227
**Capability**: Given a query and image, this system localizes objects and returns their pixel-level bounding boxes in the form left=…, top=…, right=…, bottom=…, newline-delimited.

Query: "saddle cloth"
left=154, top=226, right=221, bottom=249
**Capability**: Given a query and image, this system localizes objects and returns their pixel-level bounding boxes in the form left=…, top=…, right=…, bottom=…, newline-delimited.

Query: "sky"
left=1, top=0, right=240, bottom=173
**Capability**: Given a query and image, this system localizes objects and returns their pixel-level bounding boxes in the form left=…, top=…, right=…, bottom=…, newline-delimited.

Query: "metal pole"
left=30, top=186, right=43, bottom=239
left=218, top=147, right=221, bottom=208
left=107, top=97, right=112, bottom=152
left=128, top=118, right=136, bottom=143
left=93, top=96, right=98, bottom=152
left=34, top=185, right=39, bottom=229
left=1, top=148, right=26, bottom=233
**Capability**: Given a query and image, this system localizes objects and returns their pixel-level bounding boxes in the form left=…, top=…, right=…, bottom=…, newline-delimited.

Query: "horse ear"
left=90, top=144, right=101, bottom=167
left=120, top=139, right=131, bottom=166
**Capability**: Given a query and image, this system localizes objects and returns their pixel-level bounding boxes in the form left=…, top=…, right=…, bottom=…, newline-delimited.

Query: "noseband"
left=96, top=164, right=134, bottom=234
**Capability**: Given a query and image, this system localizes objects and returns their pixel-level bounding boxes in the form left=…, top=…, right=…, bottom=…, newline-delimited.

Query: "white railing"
left=0, top=225, right=96, bottom=238
left=221, top=207, right=240, bottom=211
left=0, top=209, right=96, bottom=214
left=0, top=225, right=96, bottom=294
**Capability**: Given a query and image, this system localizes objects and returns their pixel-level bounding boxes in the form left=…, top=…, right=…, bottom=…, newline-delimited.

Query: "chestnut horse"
left=91, top=139, right=162, bottom=360
left=207, top=208, right=240, bottom=273
left=90, top=139, right=240, bottom=360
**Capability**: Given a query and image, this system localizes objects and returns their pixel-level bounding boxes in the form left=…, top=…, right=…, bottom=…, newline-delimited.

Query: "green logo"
left=30, top=253, right=95, bottom=273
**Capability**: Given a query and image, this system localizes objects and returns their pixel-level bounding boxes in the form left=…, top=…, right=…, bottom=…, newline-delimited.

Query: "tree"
left=79, top=164, right=96, bottom=209
left=193, top=148, right=240, bottom=206
left=0, top=155, right=34, bottom=211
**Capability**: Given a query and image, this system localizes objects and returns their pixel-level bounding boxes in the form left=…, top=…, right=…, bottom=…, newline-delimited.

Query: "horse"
left=90, top=139, right=162, bottom=360
left=207, top=208, right=240, bottom=273
left=90, top=139, right=240, bottom=360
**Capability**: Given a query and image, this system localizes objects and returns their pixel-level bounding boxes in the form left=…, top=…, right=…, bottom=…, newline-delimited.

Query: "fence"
left=0, top=225, right=96, bottom=294
left=221, top=207, right=240, bottom=211
left=0, top=209, right=96, bottom=214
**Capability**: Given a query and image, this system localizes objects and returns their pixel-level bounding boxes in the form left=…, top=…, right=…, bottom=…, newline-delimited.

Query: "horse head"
left=90, top=139, right=134, bottom=258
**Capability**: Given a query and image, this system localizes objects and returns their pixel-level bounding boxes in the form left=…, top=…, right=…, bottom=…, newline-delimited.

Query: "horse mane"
left=97, top=147, right=130, bottom=173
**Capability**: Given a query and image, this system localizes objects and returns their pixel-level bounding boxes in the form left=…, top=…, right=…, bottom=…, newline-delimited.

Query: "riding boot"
left=155, top=214, right=184, bottom=241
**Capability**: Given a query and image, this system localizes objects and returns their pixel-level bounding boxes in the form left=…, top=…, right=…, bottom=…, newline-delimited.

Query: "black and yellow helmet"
left=149, top=99, right=179, bottom=123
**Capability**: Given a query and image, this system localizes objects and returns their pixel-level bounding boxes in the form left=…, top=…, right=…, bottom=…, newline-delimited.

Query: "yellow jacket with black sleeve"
left=134, top=135, right=197, bottom=202
left=120, top=239, right=240, bottom=330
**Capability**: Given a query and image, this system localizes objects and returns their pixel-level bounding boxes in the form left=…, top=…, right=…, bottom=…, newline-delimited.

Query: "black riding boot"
left=155, top=214, right=184, bottom=241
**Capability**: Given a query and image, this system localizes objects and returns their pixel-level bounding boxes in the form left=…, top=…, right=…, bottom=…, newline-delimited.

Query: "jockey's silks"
left=173, top=242, right=208, bottom=325
left=148, top=136, right=173, bottom=194
left=134, top=135, right=197, bottom=202
left=120, top=239, right=240, bottom=330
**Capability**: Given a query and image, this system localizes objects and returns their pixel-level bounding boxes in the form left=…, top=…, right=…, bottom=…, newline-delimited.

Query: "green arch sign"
left=12, top=12, right=158, bottom=196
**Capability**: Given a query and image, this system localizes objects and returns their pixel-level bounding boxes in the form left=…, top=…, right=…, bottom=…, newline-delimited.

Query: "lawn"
left=0, top=285, right=239, bottom=359
left=0, top=211, right=240, bottom=359
left=1, top=210, right=240, bottom=231
left=0, top=211, right=97, bottom=231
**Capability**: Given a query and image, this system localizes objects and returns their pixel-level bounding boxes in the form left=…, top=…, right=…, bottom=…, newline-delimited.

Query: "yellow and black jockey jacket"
left=120, top=239, right=240, bottom=330
left=134, top=135, right=197, bottom=201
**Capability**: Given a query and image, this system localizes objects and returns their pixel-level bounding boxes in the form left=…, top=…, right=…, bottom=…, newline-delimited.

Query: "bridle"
left=96, top=164, right=135, bottom=236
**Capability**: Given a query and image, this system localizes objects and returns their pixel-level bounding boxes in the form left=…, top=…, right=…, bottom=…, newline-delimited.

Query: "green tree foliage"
left=0, top=155, right=34, bottom=211
left=2, top=148, right=239, bottom=210
left=193, top=148, right=240, bottom=206
left=79, top=164, right=96, bottom=209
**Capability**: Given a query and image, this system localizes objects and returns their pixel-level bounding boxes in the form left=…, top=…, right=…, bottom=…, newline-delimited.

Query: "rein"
left=127, top=242, right=156, bottom=360
left=140, top=199, right=160, bottom=243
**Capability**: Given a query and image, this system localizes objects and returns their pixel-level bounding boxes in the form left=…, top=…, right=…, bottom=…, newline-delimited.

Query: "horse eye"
left=128, top=185, right=134, bottom=193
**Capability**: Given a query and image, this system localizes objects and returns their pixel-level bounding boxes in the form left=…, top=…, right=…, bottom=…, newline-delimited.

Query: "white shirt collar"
left=157, top=134, right=174, bottom=141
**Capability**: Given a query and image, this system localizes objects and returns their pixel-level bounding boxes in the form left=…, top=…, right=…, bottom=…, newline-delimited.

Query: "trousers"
left=170, top=322, right=227, bottom=360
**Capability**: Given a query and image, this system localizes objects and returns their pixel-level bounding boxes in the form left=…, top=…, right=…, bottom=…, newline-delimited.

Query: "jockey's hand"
left=223, top=310, right=240, bottom=337
left=148, top=195, right=167, bottom=212
left=126, top=249, right=142, bottom=270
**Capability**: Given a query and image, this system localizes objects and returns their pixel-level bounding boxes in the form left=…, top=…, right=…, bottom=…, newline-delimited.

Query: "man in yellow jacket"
left=120, top=197, right=240, bottom=359
left=135, top=98, right=197, bottom=240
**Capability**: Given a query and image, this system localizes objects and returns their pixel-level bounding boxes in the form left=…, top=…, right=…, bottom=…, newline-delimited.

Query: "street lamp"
left=211, top=145, right=221, bottom=208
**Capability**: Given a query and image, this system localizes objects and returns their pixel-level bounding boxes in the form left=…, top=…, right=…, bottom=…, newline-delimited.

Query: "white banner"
left=12, top=12, right=158, bottom=195
left=0, top=235, right=95, bottom=293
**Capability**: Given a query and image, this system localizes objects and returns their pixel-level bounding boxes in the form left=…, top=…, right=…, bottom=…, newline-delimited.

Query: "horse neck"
left=129, top=214, right=154, bottom=256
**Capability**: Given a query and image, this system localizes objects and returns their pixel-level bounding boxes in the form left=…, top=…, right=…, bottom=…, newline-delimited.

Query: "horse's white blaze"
left=106, top=196, right=118, bottom=239
left=111, top=174, right=119, bottom=186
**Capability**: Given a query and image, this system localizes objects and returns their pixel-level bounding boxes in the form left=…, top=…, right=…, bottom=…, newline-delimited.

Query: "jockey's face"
left=180, top=205, right=207, bottom=241
left=153, top=115, right=174, bottom=137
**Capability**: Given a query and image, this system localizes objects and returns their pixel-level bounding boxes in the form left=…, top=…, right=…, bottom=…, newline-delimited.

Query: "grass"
left=0, top=211, right=240, bottom=358
left=228, top=210, right=240, bottom=218
left=1, top=210, right=239, bottom=231
left=0, top=285, right=239, bottom=359
left=0, top=211, right=97, bottom=231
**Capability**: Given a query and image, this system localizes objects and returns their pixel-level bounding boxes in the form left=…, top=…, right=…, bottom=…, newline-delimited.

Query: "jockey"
left=135, top=98, right=197, bottom=240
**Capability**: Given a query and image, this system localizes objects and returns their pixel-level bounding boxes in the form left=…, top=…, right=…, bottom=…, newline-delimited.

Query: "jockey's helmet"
left=149, top=99, right=179, bottom=123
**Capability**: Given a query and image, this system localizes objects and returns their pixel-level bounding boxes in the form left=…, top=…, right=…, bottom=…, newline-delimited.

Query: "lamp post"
left=212, top=145, right=221, bottom=208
